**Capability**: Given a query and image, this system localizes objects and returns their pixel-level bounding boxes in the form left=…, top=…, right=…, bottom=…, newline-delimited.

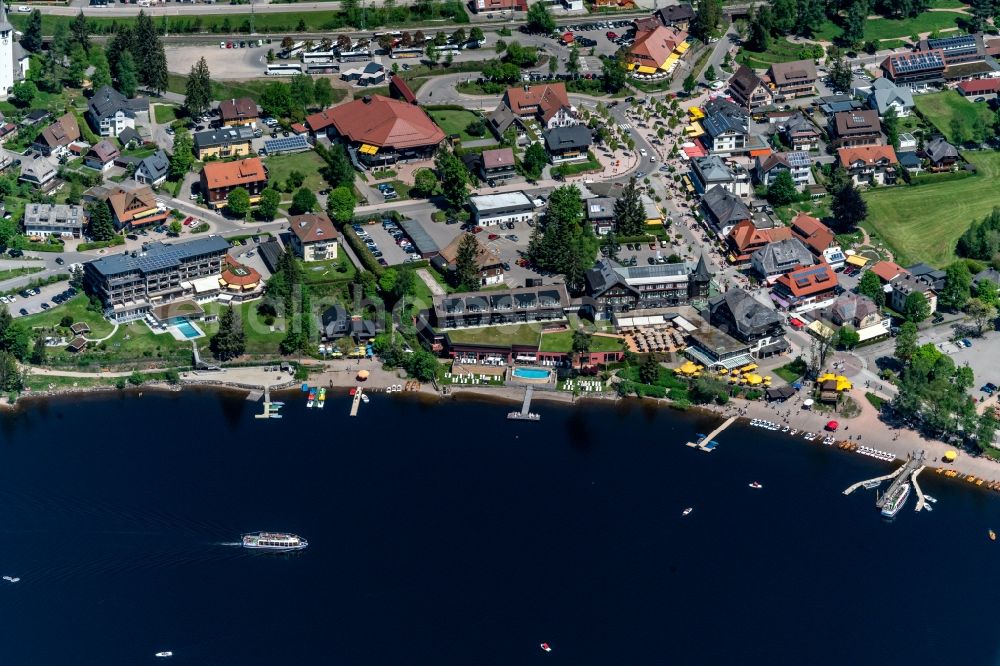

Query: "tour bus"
left=338, top=49, right=372, bottom=63
left=266, top=63, right=303, bottom=76
left=278, top=41, right=305, bottom=59
left=390, top=47, right=423, bottom=59
left=430, top=46, right=461, bottom=57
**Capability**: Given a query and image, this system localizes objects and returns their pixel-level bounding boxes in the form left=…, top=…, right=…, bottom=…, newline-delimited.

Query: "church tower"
left=0, top=5, right=14, bottom=99
left=689, top=254, right=713, bottom=299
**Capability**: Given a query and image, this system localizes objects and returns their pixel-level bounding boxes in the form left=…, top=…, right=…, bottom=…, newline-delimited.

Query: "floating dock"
left=911, top=465, right=928, bottom=512
left=254, top=387, right=282, bottom=419
left=686, top=416, right=736, bottom=451
left=508, top=386, right=540, bottom=421
left=843, top=451, right=927, bottom=512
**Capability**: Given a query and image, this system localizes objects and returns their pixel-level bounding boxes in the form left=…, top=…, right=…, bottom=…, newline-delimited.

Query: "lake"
left=0, top=389, right=998, bottom=665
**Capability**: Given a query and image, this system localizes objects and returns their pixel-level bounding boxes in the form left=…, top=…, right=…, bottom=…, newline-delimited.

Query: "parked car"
left=55, top=257, right=64, bottom=265
left=40, top=303, right=50, bottom=310
left=18, top=308, right=27, bottom=316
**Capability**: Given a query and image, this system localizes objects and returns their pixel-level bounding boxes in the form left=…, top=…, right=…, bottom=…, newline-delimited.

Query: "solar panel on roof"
left=263, top=135, right=310, bottom=154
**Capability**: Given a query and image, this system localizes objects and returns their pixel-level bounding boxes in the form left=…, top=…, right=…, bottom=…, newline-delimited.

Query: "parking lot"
left=6, top=281, right=77, bottom=318
left=167, top=43, right=272, bottom=79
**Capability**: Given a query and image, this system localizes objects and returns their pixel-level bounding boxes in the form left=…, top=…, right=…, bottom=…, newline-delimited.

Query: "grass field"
left=539, top=331, right=624, bottom=353
left=737, top=39, right=823, bottom=69
left=153, top=104, right=177, bottom=124
left=300, top=257, right=357, bottom=284
left=863, top=151, right=1000, bottom=266
left=813, top=12, right=960, bottom=43
left=426, top=109, right=485, bottom=142
left=264, top=151, right=328, bottom=193
left=19, top=295, right=116, bottom=339
left=200, top=301, right=287, bottom=354
left=445, top=324, right=541, bottom=348
left=0, top=266, right=42, bottom=282
left=914, top=90, right=995, bottom=143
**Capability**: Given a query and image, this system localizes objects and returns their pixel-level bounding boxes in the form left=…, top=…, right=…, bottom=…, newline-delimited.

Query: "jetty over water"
left=844, top=450, right=927, bottom=511
left=508, top=386, right=540, bottom=421
left=686, top=416, right=736, bottom=450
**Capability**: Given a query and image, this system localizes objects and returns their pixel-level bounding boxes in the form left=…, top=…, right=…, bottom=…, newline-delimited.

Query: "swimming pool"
left=512, top=368, right=550, bottom=380
left=168, top=317, right=201, bottom=339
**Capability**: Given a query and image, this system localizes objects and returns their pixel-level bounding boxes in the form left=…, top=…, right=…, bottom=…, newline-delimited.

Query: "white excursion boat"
left=155, top=651, right=173, bottom=658
left=682, top=507, right=693, bottom=516
left=749, top=482, right=763, bottom=489
left=241, top=532, right=308, bottom=551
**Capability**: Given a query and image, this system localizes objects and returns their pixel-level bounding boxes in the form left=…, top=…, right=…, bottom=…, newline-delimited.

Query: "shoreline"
left=8, top=369, right=1000, bottom=488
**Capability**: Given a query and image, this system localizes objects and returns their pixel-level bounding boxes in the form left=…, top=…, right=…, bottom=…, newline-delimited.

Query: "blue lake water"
left=1, top=390, right=999, bottom=665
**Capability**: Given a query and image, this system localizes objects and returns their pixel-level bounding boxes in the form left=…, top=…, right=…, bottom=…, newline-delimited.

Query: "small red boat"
left=349, top=387, right=357, bottom=396
left=540, top=642, right=552, bottom=652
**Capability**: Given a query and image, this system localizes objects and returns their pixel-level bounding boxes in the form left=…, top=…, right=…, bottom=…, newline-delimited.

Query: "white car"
left=639, top=148, right=648, bottom=157
left=710, top=80, right=725, bottom=91
left=220, top=41, right=226, bottom=49
left=17, top=6, right=30, bottom=12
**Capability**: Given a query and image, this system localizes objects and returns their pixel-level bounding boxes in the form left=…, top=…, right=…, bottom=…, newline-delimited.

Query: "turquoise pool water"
left=512, top=368, right=550, bottom=380
left=168, top=317, right=201, bottom=339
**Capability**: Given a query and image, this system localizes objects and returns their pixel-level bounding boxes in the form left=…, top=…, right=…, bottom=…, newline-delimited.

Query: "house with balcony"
left=754, top=151, right=812, bottom=189
left=689, top=155, right=751, bottom=197
left=702, top=288, right=787, bottom=358
left=193, top=126, right=255, bottom=161
left=479, top=147, right=517, bottom=185
left=750, top=237, right=815, bottom=283
left=728, top=65, right=772, bottom=111
left=922, top=135, right=959, bottom=171
left=773, top=263, right=839, bottom=311
left=867, top=77, right=914, bottom=117
left=890, top=273, right=937, bottom=314
left=219, top=97, right=259, bottom=127
left=84, top=139, right=120, bottom=171
left=23, top=203, right=84, bottom=238
left=829, top=110, right=883, bottom=148
left=288, top=212, right=339, bottom=262
left=701, top=185, right=752, bottom=236
left=584, top=256, right=712, bottom=317
left=725, top=220, right=792, bottom=265
left=881, top=50, right=945, bottom=89
left=837, top=145, right=899, bottom=186
left=434, top=233, right=505, bottom=287
left=199, top=157, right=268, bottom=209
left=779, top=113, right=821, bottom=151
left=767, top=59, right=817, bottom=100
left=86, top=85, right=140, bottom=138
left=106, top=185, right=169, bottom=231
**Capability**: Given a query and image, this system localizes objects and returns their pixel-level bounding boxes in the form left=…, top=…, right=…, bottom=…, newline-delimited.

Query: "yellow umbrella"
left=745, top=374, right=763, bottom=385
left=678, top=361, right=698, bottom=375
left=944, top=450, right=958, bottom=462
left=357, top=370, right=370, bottom=381
left=717, top=368, right=729, bottom=376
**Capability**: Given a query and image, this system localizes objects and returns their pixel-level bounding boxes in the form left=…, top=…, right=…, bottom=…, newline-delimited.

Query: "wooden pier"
left=507, top=386, right=540, bottom=421
left=350, top=387, right=363, bottom=417
left=911, top=465, right=928, bottom=511
left=686, top=416, right=736, bottom=450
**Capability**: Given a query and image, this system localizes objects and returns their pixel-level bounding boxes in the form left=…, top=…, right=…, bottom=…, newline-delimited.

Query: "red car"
left=473, top=226, right=484, bottom=233
left=488, top=233, right=499, bottom=240
left=606, top=31, right=618, bottom=39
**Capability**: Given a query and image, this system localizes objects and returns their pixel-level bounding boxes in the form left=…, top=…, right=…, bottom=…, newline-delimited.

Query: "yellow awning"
left=685, top=121, right=704, bottom=137
left=661, top=54, right=679, bottom=70
left=675, top=41, right=690, bottom=54
left=626, top=62, right=637, bottom=71
left=359, top=144, right=379, bottom=155
left=846, top=254, right=869, bottom=267
left=688, top=107, right=705, bottom=120
left=636, top=65, right=658, bottom=74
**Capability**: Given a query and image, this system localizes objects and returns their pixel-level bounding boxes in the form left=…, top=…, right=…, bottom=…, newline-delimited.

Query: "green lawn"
left=153, top=104, right=177, bottom=124
left=914, top=90, right=995, bottom=143
left=200, top=301, right=287, bottom=354
left=300, top=257, right=356, bottom=284
left=813, top=13, right=960, bottom=43
left=928, top=0, right=966, bottom=7
left=264, top=151, right=328, bottom=193
left=0, top=266, right=42, bottom=282
left=426, top=109, right=485, bottom=142
left=539, top=331, right=624, bottom=353
left=445, top=324, right=541, bottom=348
left=552, top=152, right=602, bottom=178
left=737, top=39, right=823, bottom=69
left=863, top=151, right=1000, bottom=266
left=19, top=295, right=116, bottom=338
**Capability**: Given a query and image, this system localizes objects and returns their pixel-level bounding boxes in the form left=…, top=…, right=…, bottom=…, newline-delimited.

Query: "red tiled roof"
left=290, top=122, right=308, bottom=134
left=790, top=212, right=835, bottom=255
left=728, top=220, right=792, bottom=256
left=503, top=83, right=572, bottom=124
left=305, top=107, right=338, bottom=133
left=776, top=264, right=839, bottom=297
left=289, top=212, right=338, bottom=244
left=837, top=145, right=899, bottom=168
left=629, top=25, right=687, bottom=69
left=327, top=95, right=445, bottom=149
left=957, top=79, right=1000, bottom=95
left=201, top=157, right=267, bottom=190
left=870, top=260, right=908, bottom=283
left=222, top=255, right=261, bottom=287
left=389, top=74, right=417, bottom=104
